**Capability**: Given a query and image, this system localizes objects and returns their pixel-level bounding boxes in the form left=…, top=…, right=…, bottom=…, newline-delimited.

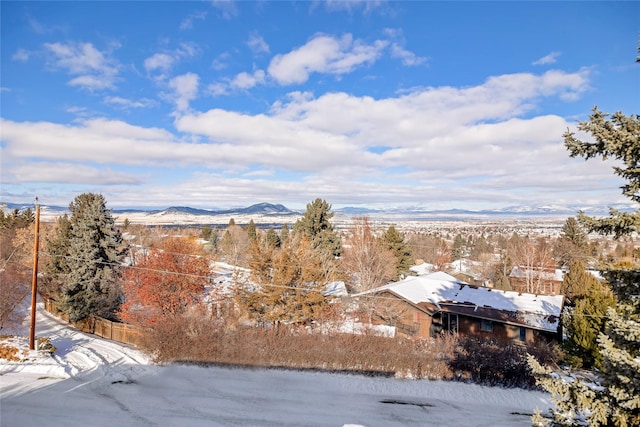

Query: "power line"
left=24, top=251, right=631, bottom=319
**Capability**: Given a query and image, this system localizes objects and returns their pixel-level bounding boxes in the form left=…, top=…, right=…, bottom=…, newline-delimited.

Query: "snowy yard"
left=1, top=301, right=551, bottom=426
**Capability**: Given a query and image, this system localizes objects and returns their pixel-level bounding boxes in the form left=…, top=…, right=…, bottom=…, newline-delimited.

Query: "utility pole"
left=29, top=198, right=40, bottom=351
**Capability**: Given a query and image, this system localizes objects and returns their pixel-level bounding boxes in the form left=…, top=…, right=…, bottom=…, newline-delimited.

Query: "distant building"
left=509, top=267, right=564, bottom=295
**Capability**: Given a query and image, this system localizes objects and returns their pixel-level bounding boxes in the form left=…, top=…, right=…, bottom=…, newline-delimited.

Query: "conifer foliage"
left=52, top=193, right=125, bottom=322
left=529, top=108, right=640, bottom=427
left=240, top=234, right=334, bottom=326
left=293, top=198, right=342, bottom=257
left=380, top=225, right=413, bottom=278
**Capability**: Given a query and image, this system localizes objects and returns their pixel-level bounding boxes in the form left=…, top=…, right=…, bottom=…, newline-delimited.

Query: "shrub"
left=137, top=311, right=458, bottom=380
left=448, top=336, right=562, bottom=388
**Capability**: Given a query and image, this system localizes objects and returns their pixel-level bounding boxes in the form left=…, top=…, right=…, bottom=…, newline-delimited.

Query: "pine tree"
left=61, top=193, right=124, bottom=322
left=529, top=107, right=640, bottom=426
left=42, top=214, right=73, bottom=300
left=264, top=228, right=280, bottom=248
left=238, top=236, right=330, bottom=326
left=554, top=217, right=590, bottom=268
left=293, top=198, right=342, bottom=257
left=380, top=225, right=413, bottom=278
left=451, top=234, right=465, bottom=260
left=562, top=261, right=616, bottom=368
left=245, top=219, right=258, bottom=242
left=562, top=217, right=588, bottom=250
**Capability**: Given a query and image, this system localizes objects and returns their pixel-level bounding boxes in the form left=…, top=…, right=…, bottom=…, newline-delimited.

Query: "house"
left=509, top=266, right=564, bottom=295
left=354, top=272, right=564, bottom=344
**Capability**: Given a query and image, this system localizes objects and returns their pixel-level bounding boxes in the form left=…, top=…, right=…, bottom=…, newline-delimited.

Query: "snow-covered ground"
left=1, top=300, right=551, bottom=426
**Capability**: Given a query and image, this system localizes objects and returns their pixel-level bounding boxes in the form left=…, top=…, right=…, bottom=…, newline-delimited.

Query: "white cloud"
left=176, top=42, right=201, bottom=58
left=533, top=52, right=561, bottom=65
left=320, top=0, right=385, bottom=13
left=268, top=34, right=388, bottom=85
left=5, top=161, right=141, bottom=185
left=211, top=52, right=231, bottom=70
left=211, top=0, right=239, bottom=20
left=144, top=43, right=201, bottom=80
left=144, top=53, right=175, bottom=72
left=2, top=68, right=613, bottom=209
left=247, top=32, right=270, bottom=54
left=168, top=72, right=200, bottom=111
left=383, top=28, right=427, bottom=66
left=12, top=49, right=30, bottom=62
left=230, top=70, right=266, bottom=90
left=208, top=82, right=229, bottom=96
left=179, top=10, right=207, bottom=30
left=44, top=41, right=120, bottom=91
left=104, top=96, right=156, bottom=109
left=390, top=43, right=427, bottom=66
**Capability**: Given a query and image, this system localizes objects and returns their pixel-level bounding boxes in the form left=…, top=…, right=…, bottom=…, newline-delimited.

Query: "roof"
left=509, top=266, right=564, bottom=282
left=357, top=272, right=564, bottom=333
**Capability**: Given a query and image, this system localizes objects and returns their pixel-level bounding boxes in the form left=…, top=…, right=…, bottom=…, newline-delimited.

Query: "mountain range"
left=1, top=201, right=635, bottom=221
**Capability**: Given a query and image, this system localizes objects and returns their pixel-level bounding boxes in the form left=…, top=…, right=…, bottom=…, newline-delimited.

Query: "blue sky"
left=1, top=1, right=638, bottom=211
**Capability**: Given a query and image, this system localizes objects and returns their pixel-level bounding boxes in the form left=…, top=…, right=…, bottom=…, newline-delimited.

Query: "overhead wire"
left=25, top=250, right=630, bottom=319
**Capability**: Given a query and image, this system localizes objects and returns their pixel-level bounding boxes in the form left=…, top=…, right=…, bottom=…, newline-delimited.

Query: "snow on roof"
left=409, top=262, right=435, bottom=275
left=359, top=273, right=564, bottom=333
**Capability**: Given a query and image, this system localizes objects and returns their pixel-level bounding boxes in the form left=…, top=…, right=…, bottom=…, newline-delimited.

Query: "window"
left=443, top=313, right=458, bottom=334
left=480, top=319, right=493, bottom=332
left=519, top=327, right=527, bottom=341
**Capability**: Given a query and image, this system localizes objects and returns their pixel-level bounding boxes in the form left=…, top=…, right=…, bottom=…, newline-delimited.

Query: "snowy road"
left=0, top=303, right=551, bottom=426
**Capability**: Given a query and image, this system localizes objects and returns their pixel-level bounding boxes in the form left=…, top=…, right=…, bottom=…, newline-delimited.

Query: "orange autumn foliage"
left=119, top=237, right=210, bottom=326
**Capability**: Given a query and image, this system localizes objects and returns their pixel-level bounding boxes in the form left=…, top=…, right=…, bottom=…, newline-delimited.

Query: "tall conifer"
left=529, top=108, right=640, bottom=426
left=61, top=193, right=124, bottom=322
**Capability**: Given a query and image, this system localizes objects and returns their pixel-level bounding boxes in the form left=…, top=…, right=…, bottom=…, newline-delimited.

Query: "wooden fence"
left=43, top=298, right=144, bottom=347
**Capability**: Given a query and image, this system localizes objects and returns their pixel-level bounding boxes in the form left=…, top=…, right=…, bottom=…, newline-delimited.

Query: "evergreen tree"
left=238, top=236, right=330, bottom=326
left=529, top=107, right=640, bottom=427
left=451, top=234, right=465, bottom=260
left=562, top=217, right=588, bottom=250
left=201, top=224, right=213, bottom=241
left=245, top=219, right=258, bottom=242
left=562, top=260, right=616, bottom=369
left=380, top=225, right=413, bottom=278
left=561, top=259, right=597, bottom=303
left=42, top=214, right=73, bottom=300
left=293, top=198, right=342, bottom=257
left=492, top=253, right=513, bottom=291
left=61, top=193, right=124, bottom=322
left=279, top=223, right=290, bottom=244
left=554, top=217, right=589, bottom=268
left=265, top=228, right=281, bottom=248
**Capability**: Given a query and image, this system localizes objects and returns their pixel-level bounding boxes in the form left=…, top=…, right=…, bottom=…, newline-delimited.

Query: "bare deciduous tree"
left=342, top=217, right=396, bottom=293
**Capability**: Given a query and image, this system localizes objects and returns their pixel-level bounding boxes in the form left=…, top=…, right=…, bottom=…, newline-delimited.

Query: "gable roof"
left=357, top=272, right=564, bottom=333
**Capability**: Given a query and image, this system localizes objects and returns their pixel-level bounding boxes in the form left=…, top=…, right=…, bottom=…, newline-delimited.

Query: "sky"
left=1, top=1, right=639, bottom=211
left=1, top=299, right=551, bottom=426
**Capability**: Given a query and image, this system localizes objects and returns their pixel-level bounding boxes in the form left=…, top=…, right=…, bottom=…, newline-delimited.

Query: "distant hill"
left=218, top=203, right=296, bottom=215
left=144, top=203, right=297, bottom=217
left=3, top=201, right=636, bottom=222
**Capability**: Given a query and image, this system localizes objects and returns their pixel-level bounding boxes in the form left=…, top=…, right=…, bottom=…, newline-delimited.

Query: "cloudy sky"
left=1, top=1, right=638, bottom=210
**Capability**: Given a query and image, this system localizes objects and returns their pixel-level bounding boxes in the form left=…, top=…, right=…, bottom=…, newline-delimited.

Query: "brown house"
left=356, top=271, right=564, bottom=344
left=509, top=266, right=564, bottom=295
